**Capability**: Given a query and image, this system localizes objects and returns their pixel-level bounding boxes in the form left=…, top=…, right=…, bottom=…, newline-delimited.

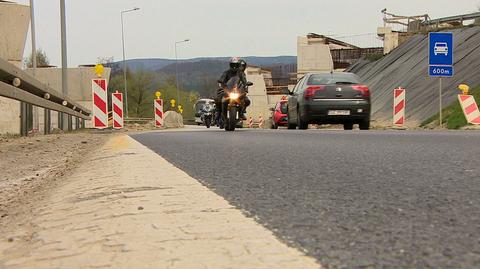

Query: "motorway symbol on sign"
left=429, top=32, right=454, bottom=77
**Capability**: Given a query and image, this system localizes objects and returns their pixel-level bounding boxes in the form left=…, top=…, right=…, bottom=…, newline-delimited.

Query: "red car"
left=270, top=100, right=288, bottom=129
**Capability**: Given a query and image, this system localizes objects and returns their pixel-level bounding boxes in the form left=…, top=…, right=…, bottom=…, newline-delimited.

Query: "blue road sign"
left=429, top=32, right=454, bottom=77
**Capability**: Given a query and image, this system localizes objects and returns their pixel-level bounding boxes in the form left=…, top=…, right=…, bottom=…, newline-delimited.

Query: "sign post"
left=429, top=32, right=454, bottom=128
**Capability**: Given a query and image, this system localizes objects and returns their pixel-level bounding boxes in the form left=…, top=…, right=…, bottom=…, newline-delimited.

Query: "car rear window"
left=307, top=73, right=360, bottom=85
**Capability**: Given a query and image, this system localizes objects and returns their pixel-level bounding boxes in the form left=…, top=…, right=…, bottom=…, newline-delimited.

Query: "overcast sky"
left=15, top=0, right=480, bottom=67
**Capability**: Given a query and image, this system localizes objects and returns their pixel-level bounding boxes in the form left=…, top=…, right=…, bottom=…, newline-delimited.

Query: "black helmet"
left=229, top=57, right=241, bottom=71
left=239, top=59, right=247, bottom=71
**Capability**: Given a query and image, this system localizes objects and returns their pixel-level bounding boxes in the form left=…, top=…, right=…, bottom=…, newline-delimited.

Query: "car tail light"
left=352, top=85, right=370, bottom=98
left=304, top=86, right=325, bottom=99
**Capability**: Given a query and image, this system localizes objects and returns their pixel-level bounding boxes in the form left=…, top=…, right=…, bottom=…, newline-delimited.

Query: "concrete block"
left=0, top=97, right=20, bottom=134
left=25, top=67, right=111, bottom=129
left=163, top=111, right=184, bottom=128
left=0, top=2, right=30, bottom=62
left=0, top=2, right=29, bottom=135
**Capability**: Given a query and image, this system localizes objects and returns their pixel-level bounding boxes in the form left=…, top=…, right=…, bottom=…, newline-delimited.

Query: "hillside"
left=348, top=26, right=480, bottom=126
left=123, top=56, right=297, bottom=72
left=120, top=56, right=297, bottom=99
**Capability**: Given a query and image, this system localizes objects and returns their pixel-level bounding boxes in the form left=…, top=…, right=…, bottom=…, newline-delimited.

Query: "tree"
left=97, top=56, right=122, bottom=76
left=97, top=56, right=114, bottom=65
left=24, top=49, right=50, bottom=68
left=108, top=70, right=197, bottom=119
left=128, top=70, right=156, bottom=117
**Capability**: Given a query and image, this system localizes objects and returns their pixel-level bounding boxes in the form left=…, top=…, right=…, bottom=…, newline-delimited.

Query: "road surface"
left=132, top=128, right=480, bottom=269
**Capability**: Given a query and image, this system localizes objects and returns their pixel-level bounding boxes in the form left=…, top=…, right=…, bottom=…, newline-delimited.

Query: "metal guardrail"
left=124, top=118, right=154, bottom=123
left=422, top=12, right=480, bottom=27
left=0, top=57, right=91, bottom=135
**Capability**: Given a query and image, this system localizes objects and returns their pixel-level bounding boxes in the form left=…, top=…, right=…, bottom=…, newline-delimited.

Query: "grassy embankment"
left=421, top=85, right=480, bottom=129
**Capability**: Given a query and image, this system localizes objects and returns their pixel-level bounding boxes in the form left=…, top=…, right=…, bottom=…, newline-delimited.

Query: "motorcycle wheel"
left=205, top=117, right=211, bottom=128
left=226, top=107, right=237, bottom=131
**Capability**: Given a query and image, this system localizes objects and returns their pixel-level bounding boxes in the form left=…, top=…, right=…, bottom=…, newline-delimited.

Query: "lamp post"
left=121, top=7, right=139, bottom=118
left=175, top=39, right=190, bottom=108
left=60, top=0, right=69, bottom=130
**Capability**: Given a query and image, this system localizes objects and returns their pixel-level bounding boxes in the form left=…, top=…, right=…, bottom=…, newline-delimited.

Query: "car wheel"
left=343, top=123, right=353, bottom=130
left=297, top=108, right=308, bottom=130
left=359, top=119, right=370, bottom=130
left=297, top=116, right=308, bottom=130
left=287, top=112, right=297, bottom=129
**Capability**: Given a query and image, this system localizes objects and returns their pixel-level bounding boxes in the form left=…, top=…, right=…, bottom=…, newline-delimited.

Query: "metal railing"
left=0, top=58, right=91, bottom=136
left=422, top=12, right=480, bottom=27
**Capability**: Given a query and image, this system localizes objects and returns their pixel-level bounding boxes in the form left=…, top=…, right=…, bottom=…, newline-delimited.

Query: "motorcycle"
left=214, top=109, right=224, bottom=129
left=218, top=76, right=253, bottom=131
left=200, top=105, right=215, bottom=128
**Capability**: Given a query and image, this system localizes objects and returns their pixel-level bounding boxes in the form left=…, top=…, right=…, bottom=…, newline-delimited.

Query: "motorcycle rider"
left=216, top=57, right=250, bottom=120
left=238, top=59, right=251, bottom=117
left=200, top=102, right=214, bottom=126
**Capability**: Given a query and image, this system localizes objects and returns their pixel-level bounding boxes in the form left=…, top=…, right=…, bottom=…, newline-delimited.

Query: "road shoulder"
left=0, top=134, right=321, bottom=269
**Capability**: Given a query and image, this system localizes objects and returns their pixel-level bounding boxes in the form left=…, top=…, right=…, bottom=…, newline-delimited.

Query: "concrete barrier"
left=163, top=111, right=184, bottom=128
left=0, top=2, right=30, bottom=135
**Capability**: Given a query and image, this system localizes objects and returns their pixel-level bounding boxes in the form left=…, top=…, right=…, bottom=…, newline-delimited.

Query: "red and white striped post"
left=258, top=115, right=265, bottom=129
left=112, top=91, right=124, bottom=129
left=154, top=99, right=164, bottom=127
left=248, top=117, right=253, bottom=128
left=92, top=78, right=108, bottom=129
left=393, top=87, right=406, bottom=126
left=458, top=95, right=480, bottom=125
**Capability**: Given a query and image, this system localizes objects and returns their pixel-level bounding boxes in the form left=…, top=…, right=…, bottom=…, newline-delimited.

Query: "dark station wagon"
left=285, top=72, right=371, bottom=130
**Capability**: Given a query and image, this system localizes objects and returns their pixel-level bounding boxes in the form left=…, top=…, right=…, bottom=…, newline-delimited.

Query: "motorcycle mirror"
left=246, top=82, right=254, bottom=87
left=269, top=107, right=275, bottom=112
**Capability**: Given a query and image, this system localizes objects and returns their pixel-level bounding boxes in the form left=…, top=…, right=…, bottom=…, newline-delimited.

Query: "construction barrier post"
left=112, top=91, right=124, bottom=129
left=393, top=87, right=406, bottom=126
left=258, top=115, right=264, bottom=129
left=92, top=78, right=108, bottom=129
left=458, top=94, right=480, bottom=125
left=155, top=99, right=164, bottom=127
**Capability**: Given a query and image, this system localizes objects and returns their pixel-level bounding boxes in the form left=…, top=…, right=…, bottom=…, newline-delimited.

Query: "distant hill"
left=122, top=56, right=297, bottom=72
left=114, top=56, right=297, bottom=99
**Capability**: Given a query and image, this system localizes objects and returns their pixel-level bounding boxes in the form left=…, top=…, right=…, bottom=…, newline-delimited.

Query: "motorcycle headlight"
left=229, top=92, right=240, bottom=100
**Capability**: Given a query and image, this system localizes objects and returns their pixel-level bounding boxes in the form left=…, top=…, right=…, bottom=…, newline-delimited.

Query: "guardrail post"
left=68, top=115, right=73, bottom=131
left=44, top=108, right=51, bottom=135
left=58, top=112, right=63, bottom=130
left=20, top=102, right=28, bottom=136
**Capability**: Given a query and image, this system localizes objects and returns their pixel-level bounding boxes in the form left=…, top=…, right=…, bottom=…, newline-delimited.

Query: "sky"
left=14, top=0, right=480, bottom=67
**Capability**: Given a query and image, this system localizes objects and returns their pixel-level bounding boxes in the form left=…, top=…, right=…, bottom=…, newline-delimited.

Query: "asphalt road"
left=131, top=128, right=480, bottom=269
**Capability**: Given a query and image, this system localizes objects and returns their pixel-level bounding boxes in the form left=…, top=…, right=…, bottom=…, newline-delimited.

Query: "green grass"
left=421, top=85, right=480, bottom=129
left=365, top=53, right=384, bottom=62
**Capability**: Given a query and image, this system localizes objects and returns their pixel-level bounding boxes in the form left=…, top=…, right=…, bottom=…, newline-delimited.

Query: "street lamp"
left=60, top=0, right=69, bottom=131
left=175, top=39, right=190, bottom=108
left=121, top=7, right=140, bottom=118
